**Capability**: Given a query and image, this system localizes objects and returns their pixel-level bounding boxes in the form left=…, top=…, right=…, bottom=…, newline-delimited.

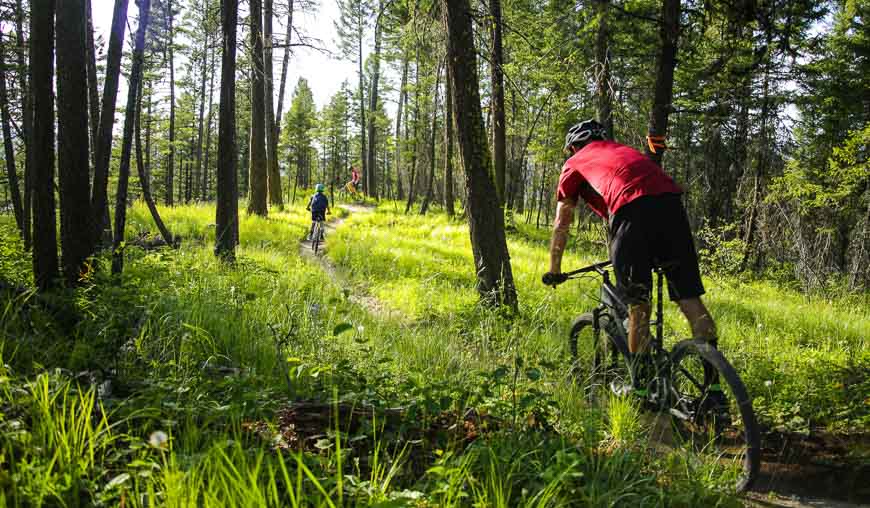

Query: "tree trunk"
left=420, top=64, right=441, bottom=215
left=136, top=79, right=174, bottom=247
left=489, top=0, right=506, bottom=204
left=594, top=0, right=613, bottom=137
left=167, top=0, right=176, bottom=205
left=247, top=0, right=268, bottom=216
left=16, top=0, right=32, bottom=249
left=739, top=59, right=772, bottom=273
left=357, top=14, right=367, bottom=194
left=30, top=0, right=60, bottom=291
left=404, top=55, right=420, bottom=214
left=216, top=0, right=240, bottom=259
left=366, top=2, right=384, bottom=199
left=203, top=44, right=216, bottom=200
left=444, top=63, right=455, bottom=217
left=57, top=0, right=94, bottom=285
left=394, top=56, right=408, bottom=201
left=195, top=35, right=208, bottom=202
left=145, top=88, right=152, bottom=193
left=264, top=0, right=283, bottom=206
left=0, top=46, right=24, bottom=235
left=91, top=0, right=130, bottom=248
left=86, top=0, right=100, bottom=169
left=273, top=0, right=293, bottom=150
left=112, top=0, right=151, bottom=274
left=443, top=0, right=517, bottom=309
left=644, top=0, right=679, bottom=166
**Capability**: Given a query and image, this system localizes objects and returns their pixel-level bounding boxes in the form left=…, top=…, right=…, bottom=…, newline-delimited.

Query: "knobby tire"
left=669, top=339, right=761, bottom=492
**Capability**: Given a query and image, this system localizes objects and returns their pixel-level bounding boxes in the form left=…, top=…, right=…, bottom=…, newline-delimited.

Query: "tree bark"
left=86, top=0, right=100, bottom=168
left=420, top=63, right=441, bottom=215
left=357, top=8, right=367, bottom=194
left=394, top=56, right=408, bottom=201
left=644, top=0, right=679, bottom=166
left=404, top=54, right=420, bottom=214
left=443, top=0, right=517, bottom=308
left=167, top=0, right=176, bottom=205
left=203, top=43, right=216, bottom=199
left=57, top=0, right=94, bottom=285
left=247, top=0, right=268, bottom=215
left=593, top=0, right=613, bottom=138
left=489, top=0, right=506, bottom=204
left=275, top=0, right=293, bottom=131
left=91, top=0, right=130, bottom=248
left=31, top=0, right=60, bottom=291
left=195, top=34, right=208, bottom=202
left=0, top=46, right=24, bottom=235
left=444, top=62, right=455, bottom=217
left=112, top=0, right=151, bottom=274
left=136, top=78, right=174, bottom=247
left=264, top=0, right=283, bottom=206
left=16, top=0, right=32, bottom=249
left=216, top=0, right=240, bottom=259
left=739, top=58, right=772, bottom=273
left=366, top=1, right=384, bottom=199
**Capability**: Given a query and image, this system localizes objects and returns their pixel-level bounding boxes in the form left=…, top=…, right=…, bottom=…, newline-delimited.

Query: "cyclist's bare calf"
left=628, top=297, right=717, bottom=354
left=678, top=297, right=717, bottom=344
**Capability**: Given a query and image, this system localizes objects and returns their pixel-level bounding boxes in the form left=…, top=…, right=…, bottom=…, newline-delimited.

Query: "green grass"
left=329, top=203, right=870, bottom=435
left=0, top=199, right=867, bottom=506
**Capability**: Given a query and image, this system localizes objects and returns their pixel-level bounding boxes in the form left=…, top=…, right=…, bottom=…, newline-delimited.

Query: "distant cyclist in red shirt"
left=351, top=167, right=361, bottom=189
left=542, top=119, right=717, bottom=359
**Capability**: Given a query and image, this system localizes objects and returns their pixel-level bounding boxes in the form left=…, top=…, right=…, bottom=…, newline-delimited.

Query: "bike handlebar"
left=563, top=260, right=612, bottom=278
left=543, top=260, right=611, bottom=288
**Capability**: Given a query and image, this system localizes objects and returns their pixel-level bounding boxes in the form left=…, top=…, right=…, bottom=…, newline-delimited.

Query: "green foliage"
left=1, top=201, right=868, bottom=505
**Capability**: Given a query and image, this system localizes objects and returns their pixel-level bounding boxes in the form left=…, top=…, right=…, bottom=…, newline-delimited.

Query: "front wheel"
left=569, top=312, right=632, bottom=402
left=668, top=339, right=761, bottom=492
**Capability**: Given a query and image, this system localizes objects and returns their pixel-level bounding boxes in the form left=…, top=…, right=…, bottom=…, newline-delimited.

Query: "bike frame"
left=566, top=261, right=671, bottom=405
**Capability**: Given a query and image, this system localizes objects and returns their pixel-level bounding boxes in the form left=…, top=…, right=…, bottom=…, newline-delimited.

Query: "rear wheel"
left=569, top=312, right=632, bottom=402
left=312, top=222, right=322, bottom=253
left=668, top=339, right=761, bottom=492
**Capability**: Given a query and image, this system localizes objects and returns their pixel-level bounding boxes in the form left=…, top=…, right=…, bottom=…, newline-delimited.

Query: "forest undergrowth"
left=0, top=200, right=868, bottom=506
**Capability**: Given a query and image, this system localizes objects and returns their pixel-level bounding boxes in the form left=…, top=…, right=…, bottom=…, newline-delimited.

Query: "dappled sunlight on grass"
left=1, top=199, right=868, bottom=504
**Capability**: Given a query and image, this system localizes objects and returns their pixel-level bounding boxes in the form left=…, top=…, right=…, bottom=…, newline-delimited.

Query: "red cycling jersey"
left=556, top=140, right=682, bottom=218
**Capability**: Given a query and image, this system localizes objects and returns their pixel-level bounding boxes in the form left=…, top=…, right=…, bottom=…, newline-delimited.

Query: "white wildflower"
left=149, top=430, right=169, bottom=449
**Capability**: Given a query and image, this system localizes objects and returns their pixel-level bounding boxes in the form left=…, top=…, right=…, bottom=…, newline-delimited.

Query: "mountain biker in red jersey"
left=351, top=166, right=361, bottom=189
left=542, top=120, right=718, bottom=365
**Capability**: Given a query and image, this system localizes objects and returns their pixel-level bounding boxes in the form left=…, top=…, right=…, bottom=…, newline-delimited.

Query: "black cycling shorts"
left=311, top=211, right=326, bottom=222
left=609, top=193, right=704, bottom=304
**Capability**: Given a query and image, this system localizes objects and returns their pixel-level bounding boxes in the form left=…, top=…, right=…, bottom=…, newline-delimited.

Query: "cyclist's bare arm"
left=548, top=198, right=576, bottom=273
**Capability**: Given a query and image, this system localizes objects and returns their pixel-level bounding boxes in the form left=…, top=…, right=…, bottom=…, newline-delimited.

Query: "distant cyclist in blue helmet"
left=306, top=184, right=331, bottom=241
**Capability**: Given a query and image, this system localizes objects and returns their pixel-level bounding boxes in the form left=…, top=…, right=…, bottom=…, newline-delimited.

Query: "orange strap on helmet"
left=647, top=135, right=667, bottom=154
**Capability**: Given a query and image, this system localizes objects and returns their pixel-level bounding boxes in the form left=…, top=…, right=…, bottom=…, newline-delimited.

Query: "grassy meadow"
left=0, top=198, right=867, bottom=506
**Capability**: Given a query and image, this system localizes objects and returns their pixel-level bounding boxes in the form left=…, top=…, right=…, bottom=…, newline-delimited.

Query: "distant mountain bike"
left=338, top=182, right=363, bottom=204
left=555, top=260, right=760, bottom=492
left=310, top=219, right=325, bottom=254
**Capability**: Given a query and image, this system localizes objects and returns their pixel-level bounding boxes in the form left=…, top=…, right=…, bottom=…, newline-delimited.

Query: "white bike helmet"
left=563, top=119, right=607, bottom=153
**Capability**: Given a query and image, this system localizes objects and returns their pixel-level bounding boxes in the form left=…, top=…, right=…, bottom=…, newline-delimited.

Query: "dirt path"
left=642, top=417, right=869, bottom=507
left=745, top=431, right=870, bottom=508
left=302, top=205, right=870, bottom=507
left=298, top=204, right=401, bottom=320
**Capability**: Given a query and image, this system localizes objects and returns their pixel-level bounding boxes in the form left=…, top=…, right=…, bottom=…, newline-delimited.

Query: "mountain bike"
left=338, top=182, right=363, bottom=204
left=555, top=260, right=761, bottom=492
left=310, top=219, right=325, bottom=254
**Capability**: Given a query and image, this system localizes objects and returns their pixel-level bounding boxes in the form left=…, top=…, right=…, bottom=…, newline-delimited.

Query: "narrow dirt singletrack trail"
left=299, top=204, right=870, bottom=508
left=297, top=203, right=400, bottom=320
